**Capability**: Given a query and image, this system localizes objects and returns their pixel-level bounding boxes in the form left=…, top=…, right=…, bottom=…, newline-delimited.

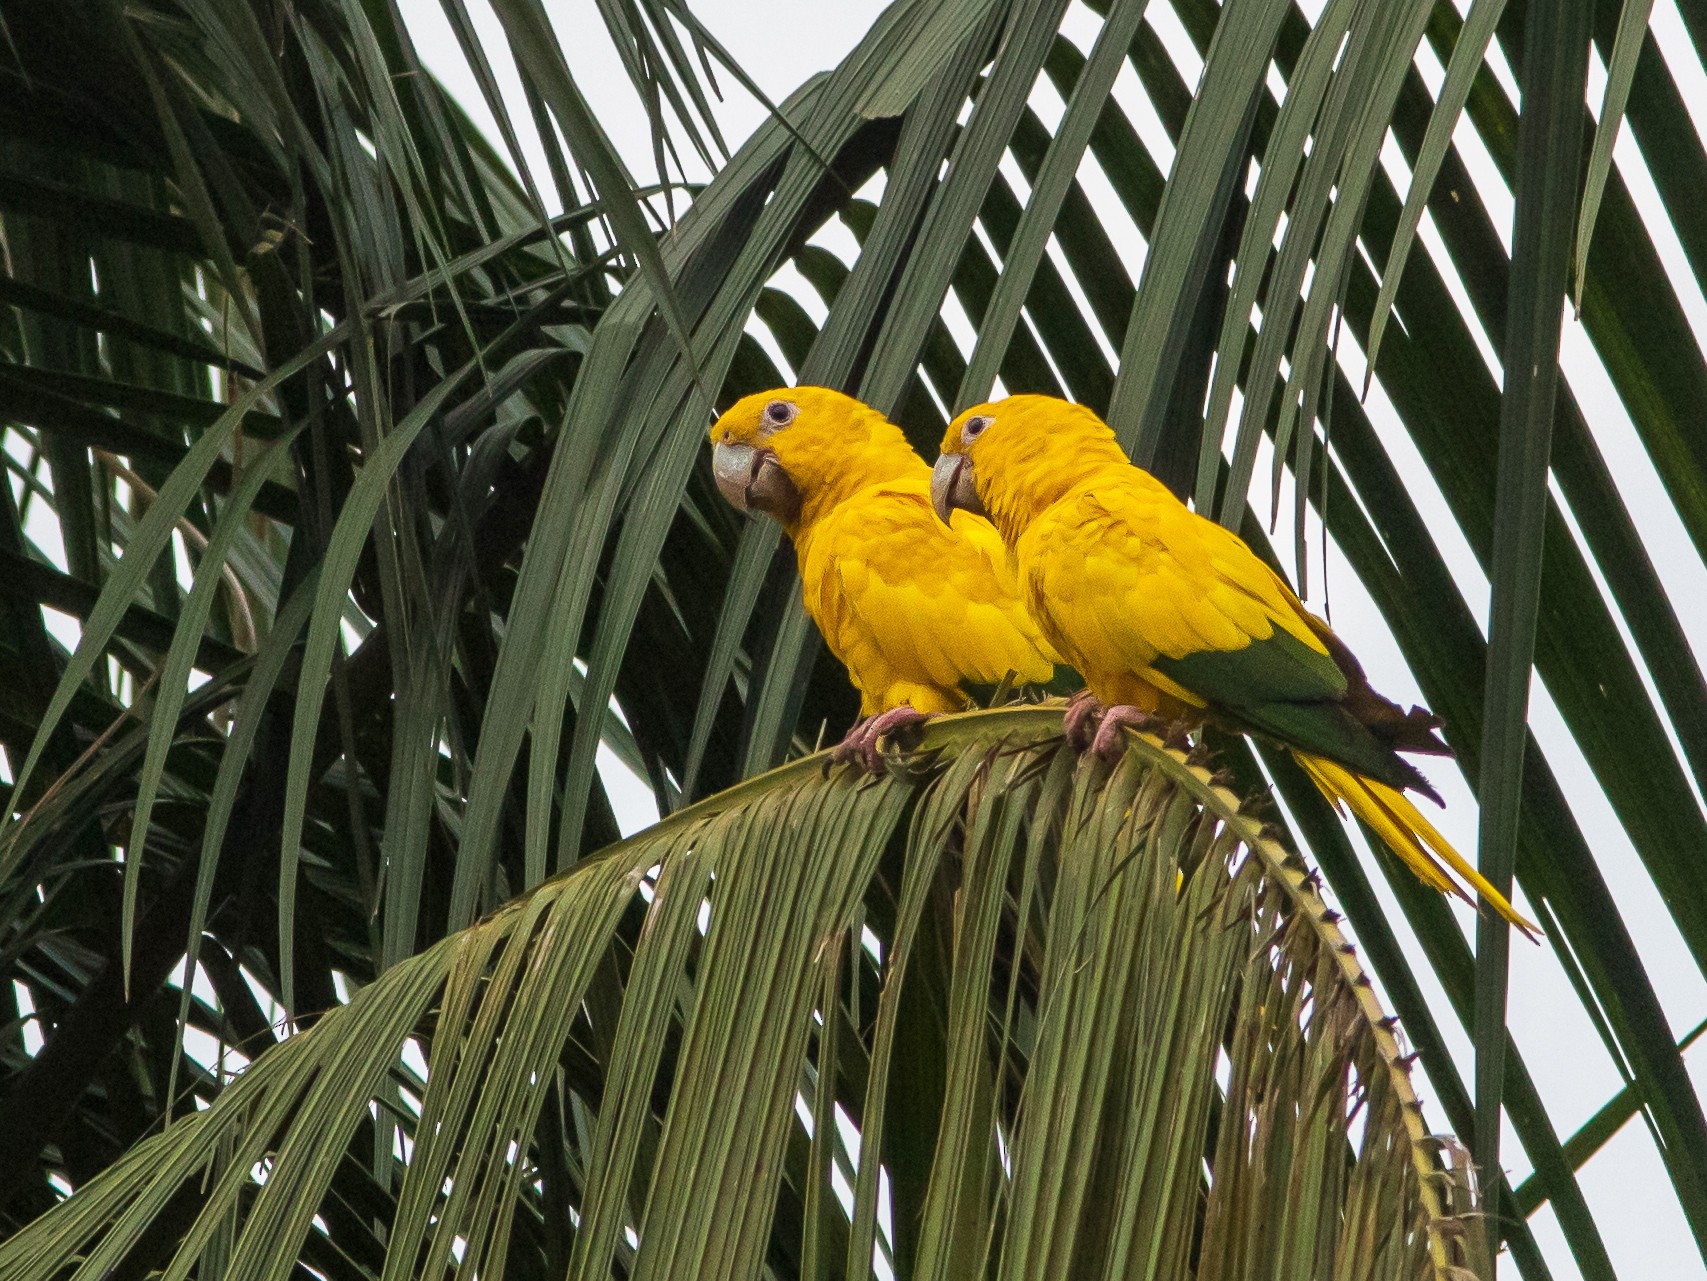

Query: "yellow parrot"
left=931, top=393, right=1534, bottom=934
left=708, top=386, right=1056, bottom=767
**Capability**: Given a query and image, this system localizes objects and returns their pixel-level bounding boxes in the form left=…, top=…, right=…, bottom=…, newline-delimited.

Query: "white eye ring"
left=763, top=400, right=798, bottom=427
left=962, top=414, right=993, bottom=441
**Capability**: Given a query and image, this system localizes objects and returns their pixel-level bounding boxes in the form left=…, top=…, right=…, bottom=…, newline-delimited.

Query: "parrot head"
left=708, top=386, right=920, bottom=530
left=933, top=395, right=1126, bottom=540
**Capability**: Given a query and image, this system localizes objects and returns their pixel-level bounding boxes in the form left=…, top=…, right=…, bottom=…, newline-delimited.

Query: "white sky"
left=335, top=2, right=1707, bottom=1275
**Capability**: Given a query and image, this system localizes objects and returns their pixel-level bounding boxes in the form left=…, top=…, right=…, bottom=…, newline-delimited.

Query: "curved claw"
left=830, top=717, right=874, bottom=767
left=860, top=705, right=930, bottom=771
left=1090, top=705, right=1163, bottom=761
left=832, top=707, right=932, bottom=773
left=1062, top=688, right=1105, bottom=751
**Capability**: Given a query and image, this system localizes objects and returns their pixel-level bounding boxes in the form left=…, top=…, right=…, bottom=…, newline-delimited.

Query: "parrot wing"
left=1299, top=609, right=1452, bottom=756
left=805, top=486, right=1055, bottom=712
left=1051, top=485, right=1437, bottom=797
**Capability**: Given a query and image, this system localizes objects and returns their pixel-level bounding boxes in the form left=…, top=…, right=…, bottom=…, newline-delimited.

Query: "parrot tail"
left=1291, top=751, right=1539, bottom=938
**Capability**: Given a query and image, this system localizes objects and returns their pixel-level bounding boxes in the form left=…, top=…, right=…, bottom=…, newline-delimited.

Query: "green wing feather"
left=1150, top=629, right=1440, bottom=800
left=1153, top=625, right=1346, bottom=704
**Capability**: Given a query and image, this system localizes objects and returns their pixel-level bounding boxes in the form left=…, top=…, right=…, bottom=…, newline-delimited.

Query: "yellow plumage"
left=1011, top=471, right=1323, bottom=714
left=708, top=387, right=1054, bottom=721
left=938, top=394, right=1535, bottom=935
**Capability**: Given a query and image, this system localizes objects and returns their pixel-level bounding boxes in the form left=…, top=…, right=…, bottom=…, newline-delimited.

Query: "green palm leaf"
left=0, top=716, right=1482, bottom=1280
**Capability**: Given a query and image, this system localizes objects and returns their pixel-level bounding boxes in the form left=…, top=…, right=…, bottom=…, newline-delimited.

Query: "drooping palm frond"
left=0, top=0, right=830, bottom=1226
left=3, top=0, right=1706, bottom=1273
left=0, top=714, right=1485, bottom=1281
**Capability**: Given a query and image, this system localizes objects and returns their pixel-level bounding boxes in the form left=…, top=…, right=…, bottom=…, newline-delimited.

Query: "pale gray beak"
left=712, top=441, right=802, bottom=525
left=930, top=452, right=986, bottom=525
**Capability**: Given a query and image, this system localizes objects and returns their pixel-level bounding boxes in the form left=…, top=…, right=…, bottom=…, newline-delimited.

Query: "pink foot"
left=830, top=718, right=872, bottom=767
left=1062, top=688, right=1104, bottom=750
left=831, top=706, right=931, bottom=772
left=1089, top=705, right=1163, bottom=761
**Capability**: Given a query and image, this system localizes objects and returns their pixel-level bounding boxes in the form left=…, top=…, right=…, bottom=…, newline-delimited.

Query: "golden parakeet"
left=931, top=393, right=1533, bottom=933
left=708, top=387, right=1055, bottom=767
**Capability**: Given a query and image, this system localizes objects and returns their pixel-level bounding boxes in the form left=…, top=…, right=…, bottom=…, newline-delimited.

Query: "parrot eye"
left=962, top=414, right=993, bottom=442
left=762, top=400, right=798, bottom=428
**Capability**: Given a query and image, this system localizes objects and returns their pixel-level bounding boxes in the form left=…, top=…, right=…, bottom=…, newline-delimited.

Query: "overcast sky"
left=402, top=4, right=1707, bottom=1275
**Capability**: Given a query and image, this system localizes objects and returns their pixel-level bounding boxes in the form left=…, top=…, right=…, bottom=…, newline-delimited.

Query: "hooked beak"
left=930, top=452, right=986, bottom=525
left=712, top=440, right=802, bottom=525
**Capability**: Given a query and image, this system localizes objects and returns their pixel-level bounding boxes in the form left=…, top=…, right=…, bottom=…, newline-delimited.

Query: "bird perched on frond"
left=931, top=393, right=1534, bottom=934
left=708, top=386, right=1056, bottom=768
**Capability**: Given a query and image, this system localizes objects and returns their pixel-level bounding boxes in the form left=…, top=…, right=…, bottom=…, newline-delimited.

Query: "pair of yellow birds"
left=708, top=387, right=1533, bottom=933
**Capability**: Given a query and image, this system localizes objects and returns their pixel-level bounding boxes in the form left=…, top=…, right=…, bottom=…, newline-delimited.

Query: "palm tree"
left=0, top=0, right=1701, bottom=1276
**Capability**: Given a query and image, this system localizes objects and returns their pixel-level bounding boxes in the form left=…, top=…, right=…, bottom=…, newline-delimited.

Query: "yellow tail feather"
left=1293, top=752, right=1539, bottom=938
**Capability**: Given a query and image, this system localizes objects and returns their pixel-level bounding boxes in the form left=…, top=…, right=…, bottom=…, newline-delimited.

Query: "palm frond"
left=0, top=715, right=1483, bottom=1280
